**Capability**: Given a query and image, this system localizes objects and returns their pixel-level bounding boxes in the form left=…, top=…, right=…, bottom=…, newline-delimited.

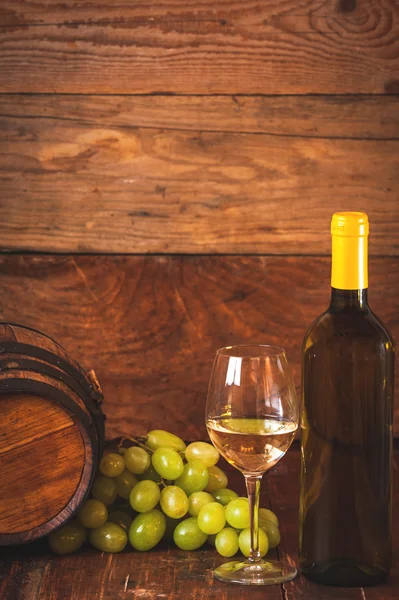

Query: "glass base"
left=214, top=559, right=297, bottom=586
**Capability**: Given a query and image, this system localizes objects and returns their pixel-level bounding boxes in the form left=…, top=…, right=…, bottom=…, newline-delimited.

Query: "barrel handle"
left=86, top=369, right=104, bottom=406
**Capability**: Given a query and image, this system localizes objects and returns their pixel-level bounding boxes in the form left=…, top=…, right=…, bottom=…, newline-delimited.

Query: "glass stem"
left=245, top=474, right=262, bottom=563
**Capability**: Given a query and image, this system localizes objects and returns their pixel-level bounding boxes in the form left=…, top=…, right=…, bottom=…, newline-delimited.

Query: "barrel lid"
left=0, top=394, right=87, bottom=542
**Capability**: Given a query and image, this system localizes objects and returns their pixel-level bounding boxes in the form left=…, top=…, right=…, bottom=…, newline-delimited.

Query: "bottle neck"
left=329, top=287, right=369, bottom=311
left=331, top=232, right=368, bottom=291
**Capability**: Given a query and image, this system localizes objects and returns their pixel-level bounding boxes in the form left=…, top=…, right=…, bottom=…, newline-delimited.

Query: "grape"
left=129, top=509, right=166, bottom=551
left=108, top=510, right=133, bottom=532
left=225, top=498, right=250, bottom=529
left=259, top=507, right=279, bottom=527
left=238, top=527, right=269, bottom=558
left=205, top=465, right=228, bottom=492
left=152, top=448, right=184, bottom=480
left=160, top=486, right=189, bottom=519
left=89, top=522, right=127, bottom=553
left=138, top=464, right=163, bottom=484
left=115, top=470, right=138, bottom=500
left=211, top=488, right=238, bottom=506
left=91, top=475, right=118, bottom=506
left=197, top=502, right=226, bottom=535
left=48, top=520, right=87, bottom=555
left=260, top=519, right=281, bottom=549
left=215, top=527, right=239, bottom=557
left=185, top=442, right=219, bottom=467
left=129, top=480, right=160, bottom=513
left=100, top=453, right=125, bottom=478
left=174, top=460, right=209, bottom=495
left=77, top=499, right=108, bottom=529
left=146, top=430, right=186, bottom=453
left=124, top=446, right=151, bottom=475
left=188, top=491, right=214, bottom=517
left=173, top=517, right=208, bottom=550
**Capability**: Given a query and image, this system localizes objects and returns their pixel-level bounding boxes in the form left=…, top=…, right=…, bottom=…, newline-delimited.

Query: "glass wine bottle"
left=299, top=212, right=395, bottom=587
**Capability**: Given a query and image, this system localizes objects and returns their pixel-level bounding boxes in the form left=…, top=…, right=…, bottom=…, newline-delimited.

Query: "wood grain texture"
left=0, top=446, right=397, bottom=600
left=0, top=255, right=396, bottom=440
left=1, top=93, right=399, bottom=140
left=1, top=94, right=398, bottom=255
left=0, top=0, right=398, bottom=93
left=0, top=394, right=73, bottom=456
left=0, top=424, right=84, bottom=534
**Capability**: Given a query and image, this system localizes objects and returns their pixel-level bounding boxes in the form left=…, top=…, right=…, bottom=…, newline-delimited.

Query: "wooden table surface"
left=1, top=443, right=398, bottom=600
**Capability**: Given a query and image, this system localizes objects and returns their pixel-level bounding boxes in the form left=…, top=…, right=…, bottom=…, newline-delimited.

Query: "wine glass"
left=206, top=344, right=299, bottom=585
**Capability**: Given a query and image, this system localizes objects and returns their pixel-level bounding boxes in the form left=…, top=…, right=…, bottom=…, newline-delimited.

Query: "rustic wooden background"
left=0, top=0, right=398, bottom=440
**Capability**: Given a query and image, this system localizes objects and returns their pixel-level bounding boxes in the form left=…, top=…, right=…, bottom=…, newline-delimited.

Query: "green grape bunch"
left=48, top=430, right=281, bottom=558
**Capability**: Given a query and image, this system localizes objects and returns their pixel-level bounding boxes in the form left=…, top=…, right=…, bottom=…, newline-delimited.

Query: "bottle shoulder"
left=303, top=306, right=395, bottom=352
left=367, top=307, right=395, bottom=347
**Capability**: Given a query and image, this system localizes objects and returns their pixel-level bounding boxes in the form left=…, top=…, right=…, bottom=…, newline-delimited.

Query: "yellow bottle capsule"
left=330, top=211, right=369, bottom=290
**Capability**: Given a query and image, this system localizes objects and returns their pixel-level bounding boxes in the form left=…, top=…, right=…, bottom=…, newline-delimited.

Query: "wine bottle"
left=299, top=212, right=395, bottom=587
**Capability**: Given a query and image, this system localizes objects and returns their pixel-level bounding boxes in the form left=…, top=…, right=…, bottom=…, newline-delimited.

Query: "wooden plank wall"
left=0, top=0, right=398, bottom=440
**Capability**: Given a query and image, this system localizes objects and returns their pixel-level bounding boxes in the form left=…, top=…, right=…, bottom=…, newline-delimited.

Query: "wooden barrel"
left=0, top=323, right=105, bottom=545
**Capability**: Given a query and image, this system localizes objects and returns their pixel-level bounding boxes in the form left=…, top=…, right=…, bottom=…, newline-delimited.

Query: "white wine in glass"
left=206, top=345, right=299, bottom=585
left=207, top=417, right=297, bottom=474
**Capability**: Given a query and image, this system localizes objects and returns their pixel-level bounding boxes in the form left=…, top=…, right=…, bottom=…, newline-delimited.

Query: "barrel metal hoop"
left=0, top=357, right=105, bottom=450
left=0, top=357, right=93, bottom=409
left=0, top=343, right=105, bottom=451
left=0, top=322, right=83, bottom=373
left=0, top=342, right=91, bottom=395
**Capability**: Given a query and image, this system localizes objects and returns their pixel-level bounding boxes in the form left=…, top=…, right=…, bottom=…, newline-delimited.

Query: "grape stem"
left=108, top=436, right=169, bottom=487
left=115, top=436, right=154, bottom=454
